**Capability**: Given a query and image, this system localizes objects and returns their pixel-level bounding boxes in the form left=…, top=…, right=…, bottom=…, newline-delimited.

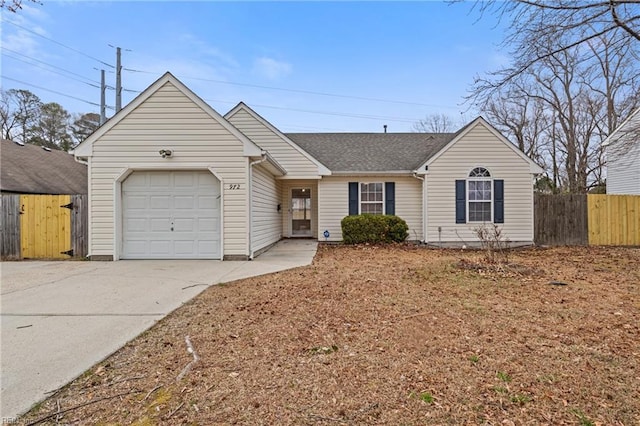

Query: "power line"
left=3, top=53, right=101, bottom=89
left=1, top=47, right=101, bottom=85
left=2, top=76, right=114, bottom=110
left=123, top=67, right=457, bottom=109
left=205, top=99, right=421, bottom=123
left=101, top=88, right=422, bottom=123
left=1, top=19, right=114, bottom=68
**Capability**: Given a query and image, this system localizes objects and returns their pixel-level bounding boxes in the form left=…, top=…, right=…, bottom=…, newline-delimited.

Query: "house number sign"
left=227, top=184, right=242, bottom=190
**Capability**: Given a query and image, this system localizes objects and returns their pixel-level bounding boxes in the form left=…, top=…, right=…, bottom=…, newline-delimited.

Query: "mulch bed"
left=20, top=245, right=640, bottom=425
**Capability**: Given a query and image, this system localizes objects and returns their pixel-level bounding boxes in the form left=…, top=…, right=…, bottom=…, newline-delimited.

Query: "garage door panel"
left=175, top=173, right=196, bottom=187
left=149, top=173, right=170, bottom=188
left=198, top=240, right=218, bottom=256
left=174, top=240, right=195, bottom=255
left=125, top=218, right=148, bottom=232
left=198, top=195, right=218, bottom=209
left=125, top=195, right=147, bottom=209
left=198, top=218, right=217, bottom=232
left=174, top=195, right=195, bottom=209
left=150, top=195, right=170, bottom=209
left=150, top=218, right=171, bottom=232
left=122, top=171, right=221, bottom=259
left=149, top=240, right=171, bottom=255
left=125, top=240, right=147, bottom=255
left=173, top=218, right=194, bottom=232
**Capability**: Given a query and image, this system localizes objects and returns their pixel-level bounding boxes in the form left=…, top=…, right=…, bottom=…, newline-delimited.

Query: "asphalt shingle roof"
left=285, top=133, right=455, bottom=172
left=1, top=139, right=87, bottom=194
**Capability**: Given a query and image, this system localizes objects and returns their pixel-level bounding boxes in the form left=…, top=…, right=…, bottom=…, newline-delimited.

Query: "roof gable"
left=1, top=139, right=87, bottom=194
left=421, top=117, right=544, bottom=174
left=74, top=72, right=262, bottom=157
left=225, top=102, right=331, bottom=176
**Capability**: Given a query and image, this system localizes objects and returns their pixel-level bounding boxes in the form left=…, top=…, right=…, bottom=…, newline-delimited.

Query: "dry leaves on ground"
left=20, top=245, right=640, bottom=425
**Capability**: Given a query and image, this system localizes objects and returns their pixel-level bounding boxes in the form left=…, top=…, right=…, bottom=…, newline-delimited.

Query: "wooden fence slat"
left=1, top=194, right=21, bottom=259
left=71, top=194, right=88, bottom=258
left=19, top=195, right=72, bottom=259
left=588, top=194, right=640, bottom=246
left=534, top=193, right=588, bottom=246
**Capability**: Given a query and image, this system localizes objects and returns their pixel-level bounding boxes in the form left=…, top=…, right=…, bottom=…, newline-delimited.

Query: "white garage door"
left=122, top=171, right=221, bottom=259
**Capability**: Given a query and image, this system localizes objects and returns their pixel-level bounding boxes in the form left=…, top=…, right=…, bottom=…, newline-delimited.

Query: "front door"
left=291, top=188, right=312, bottom=237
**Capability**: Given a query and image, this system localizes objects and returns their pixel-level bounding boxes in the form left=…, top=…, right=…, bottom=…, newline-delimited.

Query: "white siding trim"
left=87, top=158, right=93, bottom=258
left=208, top=167, right=225, bottom=260
left=113, top=168, right=133, bottom=261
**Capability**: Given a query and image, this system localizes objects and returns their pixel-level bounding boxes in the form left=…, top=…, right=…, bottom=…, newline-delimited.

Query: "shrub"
left=341, top=214, right=409, bottom=244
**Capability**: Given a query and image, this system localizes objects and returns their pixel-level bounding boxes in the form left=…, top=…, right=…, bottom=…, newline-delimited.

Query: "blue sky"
left=1, top=1, right=509, bottom=132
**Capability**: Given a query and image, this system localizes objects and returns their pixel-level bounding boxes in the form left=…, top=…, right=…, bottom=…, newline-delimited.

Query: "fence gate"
left=20, top=194, right=73, bottom=259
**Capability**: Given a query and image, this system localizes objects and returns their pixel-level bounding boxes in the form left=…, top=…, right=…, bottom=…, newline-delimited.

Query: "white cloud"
left=176, top=33, right=239, bottom=69
left=1, top=5, right=49, bottom=57
left=253, top=57, right=292, bottom=80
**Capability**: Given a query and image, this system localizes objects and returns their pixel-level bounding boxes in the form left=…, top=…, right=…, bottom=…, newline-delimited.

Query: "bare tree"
left=483, top=88, right=548, bottom=164
left=0, top=0, right=42, bottom=12
left=412, top=113, right=456, bottom=133
left=1, top=89, right=43, bottom=144
left=467, top=1, right=640, bottom=94
left=469, top=3, right=640, bottom=193
left=0, top=90, right=18, bottom=140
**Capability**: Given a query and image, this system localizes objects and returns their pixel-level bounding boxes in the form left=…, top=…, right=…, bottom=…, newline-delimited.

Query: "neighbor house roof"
left=285, top=133, right=455, bottom=173
left=1, top=139, right=87, bottom=194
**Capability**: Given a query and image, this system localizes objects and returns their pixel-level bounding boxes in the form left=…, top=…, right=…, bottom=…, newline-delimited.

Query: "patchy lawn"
left=21, top=245, right=640, bottom=425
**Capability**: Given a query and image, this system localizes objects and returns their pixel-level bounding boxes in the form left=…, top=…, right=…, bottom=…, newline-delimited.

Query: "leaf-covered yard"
left=22, top=245, right=639, bottom=425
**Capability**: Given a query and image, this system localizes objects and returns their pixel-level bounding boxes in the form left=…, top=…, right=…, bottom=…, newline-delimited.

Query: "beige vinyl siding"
left=227, top=109, right=319, bottom=178
left=89, top=81, right=249, bottom=258
left=252, top=164, right=282, bottom=252
left=426, top=122, right=534, bottom=244
left=280, top=180, right=318, bottom=238
left=317, top=176, right=423, bottom=242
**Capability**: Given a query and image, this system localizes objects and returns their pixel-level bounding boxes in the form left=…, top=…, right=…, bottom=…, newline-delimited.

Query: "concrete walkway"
left=0, top=239, right=317, bottom=421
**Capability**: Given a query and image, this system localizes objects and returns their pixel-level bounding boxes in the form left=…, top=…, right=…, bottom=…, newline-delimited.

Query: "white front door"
left=122, top=171, right=221, bottom=259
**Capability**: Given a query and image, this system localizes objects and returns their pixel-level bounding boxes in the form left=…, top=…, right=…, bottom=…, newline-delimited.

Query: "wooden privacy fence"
left=534, top=194, right=588, bottom=245
left=1, top=194, right=87, bottom=260
left=588, top=194, right=640, bottom=246
left=535, top=193, right=640, bottom=246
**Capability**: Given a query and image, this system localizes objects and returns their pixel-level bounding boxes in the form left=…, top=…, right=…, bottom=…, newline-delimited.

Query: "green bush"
left=341, top=214, right=409, bottom=244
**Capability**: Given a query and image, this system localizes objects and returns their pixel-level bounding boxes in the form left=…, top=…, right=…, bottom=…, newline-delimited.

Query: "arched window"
left=468, top=167, right=492, bottom=222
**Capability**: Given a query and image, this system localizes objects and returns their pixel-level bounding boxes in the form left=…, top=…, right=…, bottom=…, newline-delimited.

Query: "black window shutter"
left=455, top=180, right=466, bottom=224
left=385, top=182, right=395, bottom=215
left=348, top=182, right=359, bottom=215
left=494, top=179, right=504, bottom=223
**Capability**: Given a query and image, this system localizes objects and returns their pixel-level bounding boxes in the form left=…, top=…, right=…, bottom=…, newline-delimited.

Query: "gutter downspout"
left=248, top=152, right=268, bottom=260
left=412, top=172, right=426, bottom=244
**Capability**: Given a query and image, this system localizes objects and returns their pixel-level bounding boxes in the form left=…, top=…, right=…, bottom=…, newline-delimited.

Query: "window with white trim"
left=468, top=167, right=492, bottom=222
left=360, top=182, right=384, bottom=214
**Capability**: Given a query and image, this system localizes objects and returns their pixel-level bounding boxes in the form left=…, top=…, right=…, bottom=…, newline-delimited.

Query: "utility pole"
left=100, top=69, right=106, bottom=124
left=115, top=47, right=122, bottom=113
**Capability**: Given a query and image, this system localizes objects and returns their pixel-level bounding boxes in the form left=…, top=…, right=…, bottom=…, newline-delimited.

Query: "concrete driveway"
left=0, top=239, right=317, bottom=420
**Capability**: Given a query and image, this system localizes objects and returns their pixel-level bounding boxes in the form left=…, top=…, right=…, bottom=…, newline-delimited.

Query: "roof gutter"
left=330, top=170, right=414, bottom=176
